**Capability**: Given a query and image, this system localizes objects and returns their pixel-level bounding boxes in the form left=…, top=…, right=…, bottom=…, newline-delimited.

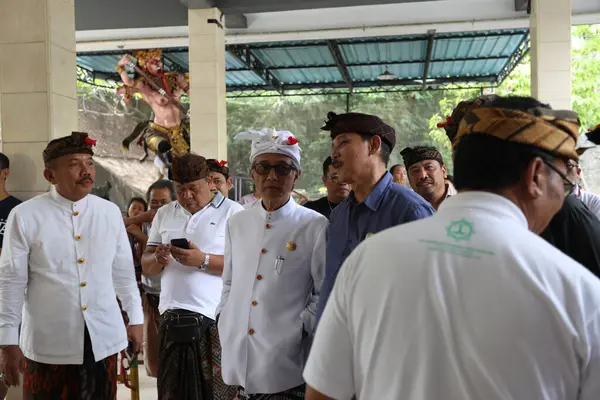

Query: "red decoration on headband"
left=217, top=160, right=228, bottom=167
left=287, top=137, right=299, bottom=145
left=85, top=137, right=97, bottom=146
left=436, top=116, right=452, bottom=129
left=588, top=124, right=600, bottom=132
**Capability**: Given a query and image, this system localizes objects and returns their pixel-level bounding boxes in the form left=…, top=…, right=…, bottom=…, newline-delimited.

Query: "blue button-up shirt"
left=315, top=172, right=435, bottom=325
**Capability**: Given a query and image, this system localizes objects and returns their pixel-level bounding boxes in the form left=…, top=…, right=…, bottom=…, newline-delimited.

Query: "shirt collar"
left=571, top=184, right=582, bottom=198
left=445, top=183, right=458, bottom=199
left=50, top=186, right=89, bottom=212
left=438, top=191, right=528, bottom=228
left=257, top=196, right=297, bottom=222
left=174, top=192, right=226, bottom=216
left=349, top=172, right=393, bottom=211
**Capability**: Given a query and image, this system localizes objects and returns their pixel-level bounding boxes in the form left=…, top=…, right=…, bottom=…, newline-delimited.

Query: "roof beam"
left=227, top=75, right=498, bottom=92
left=228, top=45, right=284, bottom=93
left=215, top=0, right=442, bottom=14
left=514, top=0, right=531, bottom=12
left=421, top=30, right=436, bottom=90
left=226, top=14, right=248, bottom=29
left=225, top=55, right=512, bottom=72
left=180, top=0, right=247, bottom=29
left=327, top=40, right=353, bottom=92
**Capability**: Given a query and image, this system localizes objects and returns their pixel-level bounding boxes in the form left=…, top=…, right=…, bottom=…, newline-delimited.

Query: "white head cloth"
left=234, top=128, right=302, bottom=169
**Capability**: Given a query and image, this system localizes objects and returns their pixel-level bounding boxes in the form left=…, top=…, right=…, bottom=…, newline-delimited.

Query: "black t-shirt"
left=541, top=195, right=600, bottom=279
left=0, top=195, right=22, bottom=248
left=303, top=196, right=339, bottom=220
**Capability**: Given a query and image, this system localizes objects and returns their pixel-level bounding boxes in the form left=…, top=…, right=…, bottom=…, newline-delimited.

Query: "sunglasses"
left=252, top=162, right=296, bottom=176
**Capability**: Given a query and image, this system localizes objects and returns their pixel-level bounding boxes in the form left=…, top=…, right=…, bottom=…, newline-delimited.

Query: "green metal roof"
left=76, top=28, right=529, bottom=96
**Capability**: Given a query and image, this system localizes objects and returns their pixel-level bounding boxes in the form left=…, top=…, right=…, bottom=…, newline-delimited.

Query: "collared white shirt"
left=305, top=192, right=600, bottom=400
left=0, top=187, right=143, bottom=364
left=573, top=185, right=600, bottom=219
left=148, top=193, right=243, bottom=320
left=217, top=198, right=328, bottom=394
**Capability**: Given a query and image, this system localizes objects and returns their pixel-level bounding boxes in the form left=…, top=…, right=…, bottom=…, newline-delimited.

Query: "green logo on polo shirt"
left=446, top=219, right=474, bottom=242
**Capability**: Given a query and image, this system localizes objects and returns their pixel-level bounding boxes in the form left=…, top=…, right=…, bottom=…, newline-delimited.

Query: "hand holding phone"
left=170, top=238, right=190, bottom=249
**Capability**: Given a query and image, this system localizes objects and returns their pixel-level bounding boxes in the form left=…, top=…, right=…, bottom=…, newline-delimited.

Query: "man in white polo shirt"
left=141, top=153, right=242, bottom=400
left=305, top=96, right=600, bottom=400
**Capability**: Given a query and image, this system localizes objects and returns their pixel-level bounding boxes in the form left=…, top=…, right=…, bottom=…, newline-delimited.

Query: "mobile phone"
left=170, top=238, right=190, bottom=249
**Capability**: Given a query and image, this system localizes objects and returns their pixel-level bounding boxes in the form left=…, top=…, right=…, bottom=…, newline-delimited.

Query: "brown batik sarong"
left=236, top=384, right=306, bottom=400
left=158, top=309, right=236, bottom=400
left=23, top=327, right=118, bottom=399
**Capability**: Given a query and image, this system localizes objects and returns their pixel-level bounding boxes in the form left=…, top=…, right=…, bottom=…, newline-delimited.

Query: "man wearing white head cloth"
left=216, top=128, right=328, bottom=399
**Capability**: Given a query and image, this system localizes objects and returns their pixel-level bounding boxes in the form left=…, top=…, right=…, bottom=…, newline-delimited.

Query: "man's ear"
left=441, top=164, right=447, bottom=178
left=369, top=135, right=382, bottom=156
left=525, top=157, right=545, bottom=199
left=43, top=168, right=55, bottom=184
left=227, top=178, right=234, bottom=190
left=294, top=170, right=302, bottom=184
left=321, top=176, right=327, bottom=185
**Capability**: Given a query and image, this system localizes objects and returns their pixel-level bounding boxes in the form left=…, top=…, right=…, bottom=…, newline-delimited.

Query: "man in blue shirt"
left=316, top=112, right=435, bottom=325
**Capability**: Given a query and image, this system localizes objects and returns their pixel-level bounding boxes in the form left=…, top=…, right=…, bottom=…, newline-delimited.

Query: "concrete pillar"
left=188, top=8, right=227, bottom=160
left=0, top=0, right=78, bottom=200
left=530, top=0, right=572, bottom=110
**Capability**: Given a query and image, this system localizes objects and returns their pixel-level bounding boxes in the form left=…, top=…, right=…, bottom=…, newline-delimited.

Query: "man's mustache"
left=77, top=176, right=94, bottom=184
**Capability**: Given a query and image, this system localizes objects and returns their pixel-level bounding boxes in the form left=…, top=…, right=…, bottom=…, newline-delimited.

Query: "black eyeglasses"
left=538, top=157, right=576, bottom=196
left=252, top=162, right=296, bottom=176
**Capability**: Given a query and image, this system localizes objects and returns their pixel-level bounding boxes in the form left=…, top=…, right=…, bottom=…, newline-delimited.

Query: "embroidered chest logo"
left=445, top=219, right=475, bottom=242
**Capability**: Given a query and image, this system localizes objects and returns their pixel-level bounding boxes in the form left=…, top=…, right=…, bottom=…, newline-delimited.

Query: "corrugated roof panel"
left=432, top=34, right=524, bottom=60
left=349, top=63, right=423, bottom=81
left=428, top=59, right=507, bottom=79
left=165, top=52, right=189, bottom=69
left=341, top=41, right=426, bottom=64
left=251, top=46, right=334, bottom=67
left=271, top=67, right=342, bottom=84
left=77, top=55, right=120, bottom=72
left=226, top=70, right=265, bottom=86
left=225, top=52, right=247, bottom=69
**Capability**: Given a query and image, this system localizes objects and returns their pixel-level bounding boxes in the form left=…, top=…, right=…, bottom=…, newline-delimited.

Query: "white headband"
left=234, top=128, right=301, bottom=169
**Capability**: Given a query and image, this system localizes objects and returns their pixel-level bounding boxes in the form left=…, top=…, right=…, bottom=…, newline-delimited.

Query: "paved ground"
left=117, top=364, right=157, bottom=400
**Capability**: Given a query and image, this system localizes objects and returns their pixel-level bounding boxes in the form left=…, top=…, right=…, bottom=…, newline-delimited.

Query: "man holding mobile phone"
left=141, top=153, right=242, bottom=400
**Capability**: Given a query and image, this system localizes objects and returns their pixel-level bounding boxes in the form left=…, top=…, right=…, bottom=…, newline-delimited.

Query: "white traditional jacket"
left=217, top=198, right=328, bottom=394
left=0, top=187, right=143, bottom=364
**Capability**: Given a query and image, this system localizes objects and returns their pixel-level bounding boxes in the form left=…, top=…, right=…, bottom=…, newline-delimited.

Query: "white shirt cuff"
left=0, top=327, right=19, bottom=346
left=127, top=306, right=144, bottom=326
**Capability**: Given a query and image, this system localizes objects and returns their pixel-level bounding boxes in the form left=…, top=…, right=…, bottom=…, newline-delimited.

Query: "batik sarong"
left=158, top=309, right=236, bottom=400
left=23, top=327, right=118, bottom=400
left=236, top=384, right=306, bottom=400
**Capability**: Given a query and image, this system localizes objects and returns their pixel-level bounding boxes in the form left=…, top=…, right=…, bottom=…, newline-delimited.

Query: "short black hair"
left=322, top=156, right=333, bottom=177
left=0, top=153, right=10, bottom=170
left=146, top=180, right=176, bottom=202
left=360, top=134, right=391, bottom=166
left=389, top=164, right=405, bottom=174
left=453, top=96, right=555, bottom=191
left=128, top=197, right=148, bottom=212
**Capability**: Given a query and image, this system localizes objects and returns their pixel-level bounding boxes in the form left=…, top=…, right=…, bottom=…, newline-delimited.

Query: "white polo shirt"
left=305, top=192, right=600, bottom=400
left=147, top=193, right=243, bottom=320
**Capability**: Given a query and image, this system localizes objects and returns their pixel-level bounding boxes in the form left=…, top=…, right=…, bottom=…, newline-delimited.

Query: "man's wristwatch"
left=198, top=253, right=210, bottom=271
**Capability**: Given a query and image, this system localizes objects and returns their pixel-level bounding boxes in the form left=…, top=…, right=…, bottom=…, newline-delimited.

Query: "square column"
left=0, top=0, right=78, bottom=200
left=530, top=0, right=572, bottom=110
left=188, top=8, right=227, bottom=160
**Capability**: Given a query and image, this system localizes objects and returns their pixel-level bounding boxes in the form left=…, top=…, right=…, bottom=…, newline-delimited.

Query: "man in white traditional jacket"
left=217, top=128, right=328, bottom=400
left=0, top=131, right=143, bottom=399
left=305, top=96, right=600, bottom=400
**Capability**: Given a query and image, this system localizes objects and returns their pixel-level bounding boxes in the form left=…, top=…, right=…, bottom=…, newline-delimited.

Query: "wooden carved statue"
left=116, top=49, right=191, bottom=177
